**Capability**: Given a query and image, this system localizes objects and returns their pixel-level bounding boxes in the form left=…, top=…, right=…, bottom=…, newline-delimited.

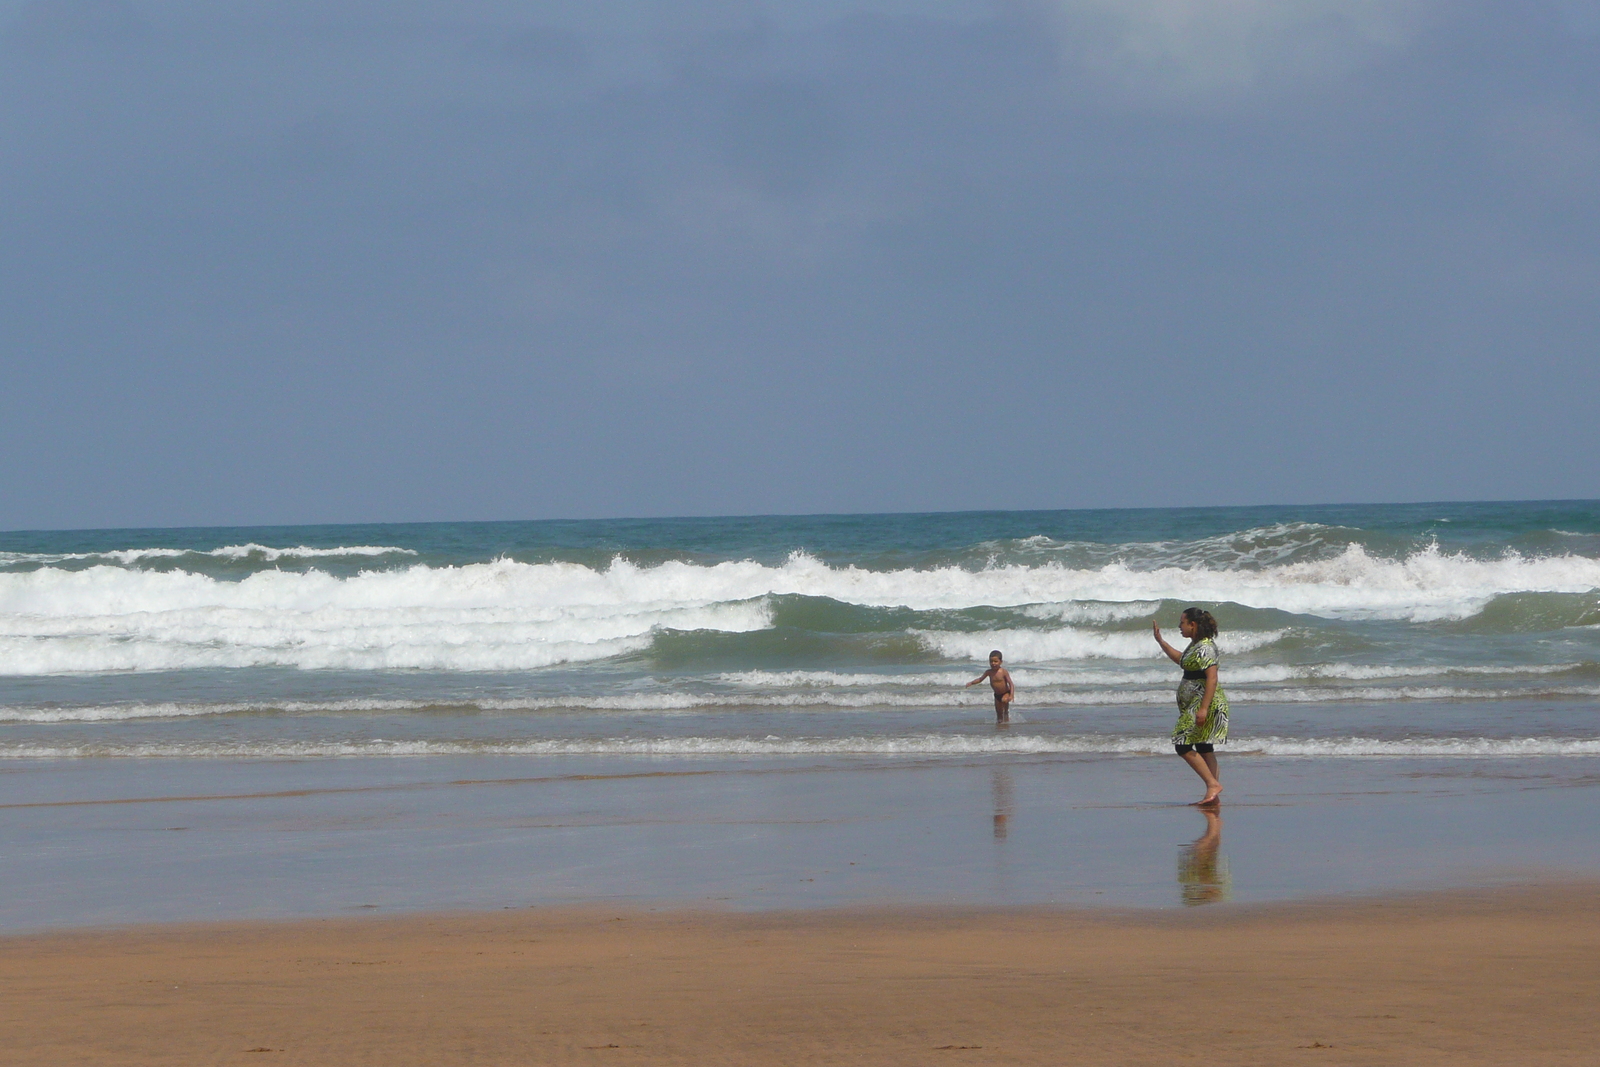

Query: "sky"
left=2, top=0, right=1598, bottom=529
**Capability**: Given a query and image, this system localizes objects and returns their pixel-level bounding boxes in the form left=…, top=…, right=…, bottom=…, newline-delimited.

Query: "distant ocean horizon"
left=2, top=499, right=1598, bottom=762
left=11, top=496, right=1600, bottom=535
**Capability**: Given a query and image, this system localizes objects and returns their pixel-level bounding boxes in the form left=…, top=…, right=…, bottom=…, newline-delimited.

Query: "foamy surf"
left=0, top=505, right=1596, bottom=769
left=0, top=544, right=417, bottom=567
left=8, top=677, right=1599, bottom=724
left=4, top=734, right=1600, bottom=760
left=916, top=627, right=1290, bottom=662
left=719, top=662, right=1593, bottom=688
left=0, top=540, right=1593, bottom=676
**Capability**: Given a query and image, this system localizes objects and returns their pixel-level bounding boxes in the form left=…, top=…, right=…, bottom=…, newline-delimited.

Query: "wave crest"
left=0, top=540, right=1596, bottom=676
left=0, top=544, right=417, bottom=567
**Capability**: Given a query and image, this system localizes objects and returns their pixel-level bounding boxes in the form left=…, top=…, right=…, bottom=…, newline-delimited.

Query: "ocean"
left=4, top=501, right=1600, bottom=925
left=2, top=500, right=1599, bottom=762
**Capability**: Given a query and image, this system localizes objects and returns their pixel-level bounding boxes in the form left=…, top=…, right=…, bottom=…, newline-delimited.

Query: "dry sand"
left=4, top=884, right=1599, bottom=1065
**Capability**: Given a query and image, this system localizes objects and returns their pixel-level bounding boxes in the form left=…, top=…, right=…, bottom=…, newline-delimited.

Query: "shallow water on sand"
left=4, top=747, right=1598, bottom=930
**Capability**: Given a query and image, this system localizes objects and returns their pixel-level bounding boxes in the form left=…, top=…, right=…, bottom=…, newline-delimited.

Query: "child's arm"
left=1001, top=669, right=1015, bottom=700
left=965, top=668, right=994, bottom=688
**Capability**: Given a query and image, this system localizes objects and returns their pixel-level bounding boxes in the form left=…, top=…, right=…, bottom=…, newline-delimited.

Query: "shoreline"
left=7, top=883, right=1599, bottom=1065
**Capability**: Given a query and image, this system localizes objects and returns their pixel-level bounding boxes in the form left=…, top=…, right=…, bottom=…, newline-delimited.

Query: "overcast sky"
left=3, top=0, right=1598, bottom=529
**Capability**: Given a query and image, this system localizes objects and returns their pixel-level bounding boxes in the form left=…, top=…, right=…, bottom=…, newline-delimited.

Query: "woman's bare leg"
left=1179, top=750, right=1223, bottom=806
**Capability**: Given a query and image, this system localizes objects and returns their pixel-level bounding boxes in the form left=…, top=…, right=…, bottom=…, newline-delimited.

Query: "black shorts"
left=1174, top=743, right=1214, bottom=755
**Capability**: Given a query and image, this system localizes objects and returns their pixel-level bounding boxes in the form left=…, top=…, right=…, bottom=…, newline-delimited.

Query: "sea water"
left=2, top=500, right=1597, bottom=759
left=2, top=502, right=1599, bottom=924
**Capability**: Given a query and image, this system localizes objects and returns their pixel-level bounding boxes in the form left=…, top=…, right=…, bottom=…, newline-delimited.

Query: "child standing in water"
left=966, top=650, right=1015, bottom=724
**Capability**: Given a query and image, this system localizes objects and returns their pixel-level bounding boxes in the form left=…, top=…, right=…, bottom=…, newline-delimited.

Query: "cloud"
left=1044, top=0, right=1431, bottom=100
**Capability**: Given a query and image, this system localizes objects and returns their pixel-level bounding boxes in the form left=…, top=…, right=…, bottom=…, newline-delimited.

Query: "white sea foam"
left=1234, top=684, right=1600, bottom=703
left=719, top=662, right=1588, bottom=688
left=1249, top=662, right=1586, bottom=681
left=0, top=698, right=443, bottom=724
left=918, top=627, right=1290, bottom=662
left=0, top=560, right=775, bottom=672
left=0, top=601, right=771, bottom=674
left=1019, top=600, right=1163, bottom=623
left=980, top=523, right=1347, bottom=569
left=7, top=544, right=1600, bottom=619
left=717, top=670, right=977, bottom=688
left=1, top=542, right=1598, bottom=675
left=0, top=544, right=416, bottom=566
left=5, top=733, right=1600, bottom=760
left=1233, top=736, right=1600, bottom=757
left=493, top=680, right=1600, bottom=706
left=7, top=676, right=1597, bottom=723
left=0, top=690, right=1093, bottom=721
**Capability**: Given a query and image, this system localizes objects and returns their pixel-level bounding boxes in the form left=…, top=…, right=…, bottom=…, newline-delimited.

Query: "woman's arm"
left=1152, top=622, right=1183, bottom=664
left=1196, top=665, right=1218, bottom=724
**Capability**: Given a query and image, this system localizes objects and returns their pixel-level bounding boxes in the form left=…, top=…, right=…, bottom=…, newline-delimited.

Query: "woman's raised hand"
left=1153, top=620, right=1182, bottom=663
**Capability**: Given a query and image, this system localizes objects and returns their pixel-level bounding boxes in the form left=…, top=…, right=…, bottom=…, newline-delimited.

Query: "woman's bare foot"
left=1193, top=785, right=1222, bottom=807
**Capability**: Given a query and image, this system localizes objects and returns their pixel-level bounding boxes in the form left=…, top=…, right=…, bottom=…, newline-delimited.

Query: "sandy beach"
left=6, top=883, right=1598, bottom=1065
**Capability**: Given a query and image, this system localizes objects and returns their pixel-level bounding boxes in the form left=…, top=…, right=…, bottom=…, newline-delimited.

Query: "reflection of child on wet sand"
left=965, top=650, right=1014, bottom=724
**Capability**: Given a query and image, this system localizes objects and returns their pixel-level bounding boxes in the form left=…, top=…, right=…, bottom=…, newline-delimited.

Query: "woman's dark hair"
left=1182, top=607, right=1219, bottom=640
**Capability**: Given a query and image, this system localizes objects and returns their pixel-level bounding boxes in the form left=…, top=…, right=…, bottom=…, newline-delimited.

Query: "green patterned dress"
left=1173, top=638, right=1229, bottom=745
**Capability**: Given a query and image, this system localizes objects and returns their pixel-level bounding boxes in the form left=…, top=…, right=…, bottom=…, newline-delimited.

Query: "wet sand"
left=5, top=884, right=1599, bottom=1065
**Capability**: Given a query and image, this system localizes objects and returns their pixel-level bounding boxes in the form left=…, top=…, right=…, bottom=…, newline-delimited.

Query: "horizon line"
left=3, top=497, right=1597, bottom=538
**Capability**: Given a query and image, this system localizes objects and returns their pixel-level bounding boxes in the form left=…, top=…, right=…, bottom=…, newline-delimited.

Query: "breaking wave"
left=916, top=627, right=1290, bottom=662
left=0, top=544, right=416, bottom=567
left=0, top=526, right=1595, bottom=676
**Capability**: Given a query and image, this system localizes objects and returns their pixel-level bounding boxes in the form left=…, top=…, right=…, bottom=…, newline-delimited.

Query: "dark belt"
left=1182, top=669, right=1208, bottom=681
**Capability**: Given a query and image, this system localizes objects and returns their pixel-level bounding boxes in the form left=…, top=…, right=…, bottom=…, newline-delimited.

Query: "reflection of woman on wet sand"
left=1178, top=808, right=1229, bottom=906
left=1154, top=607, right=1230, bottom=806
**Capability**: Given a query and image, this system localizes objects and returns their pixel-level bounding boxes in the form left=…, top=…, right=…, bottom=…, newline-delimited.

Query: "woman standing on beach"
left=1153, top=607, right=1229, bottom=807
